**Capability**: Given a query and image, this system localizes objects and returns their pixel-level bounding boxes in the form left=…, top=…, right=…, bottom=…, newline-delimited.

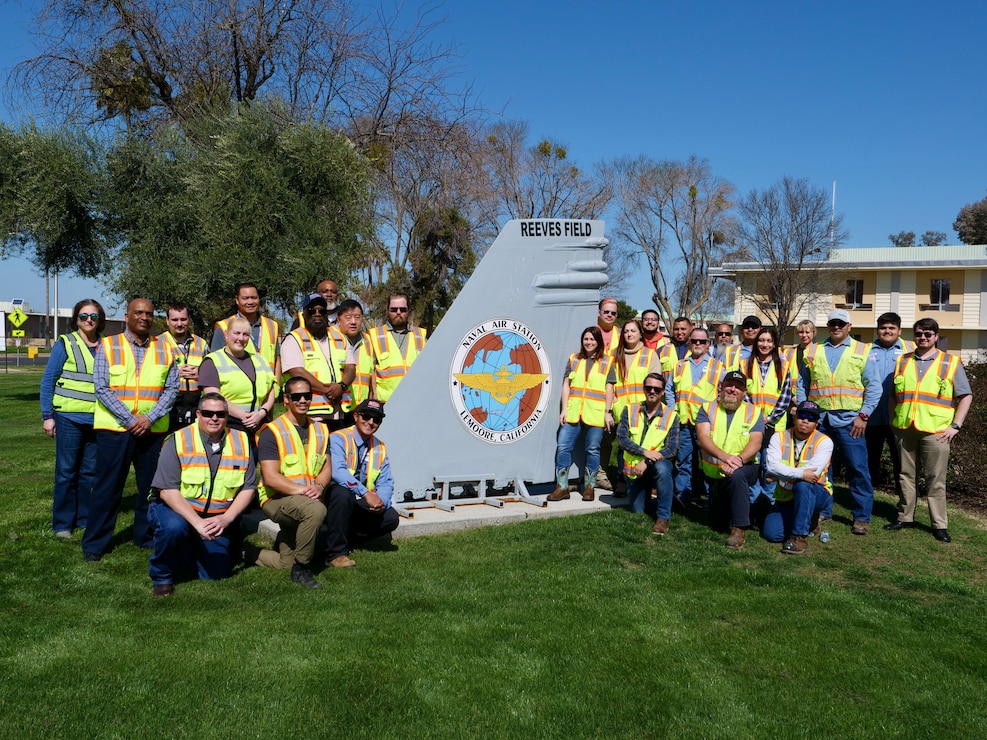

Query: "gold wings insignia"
left=455, top=365, right=548, bottom=404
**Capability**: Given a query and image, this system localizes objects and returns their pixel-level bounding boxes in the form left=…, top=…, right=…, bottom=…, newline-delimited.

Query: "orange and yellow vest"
left=721, top=343, right=753, bottom=372
left=622, top=402, right=677, bottom=479
left=369, top=325, right=427, bottom=402
left=892, top=350, right=962, bottom=433
left=52, top=331, right=99, bottom=414
left=93, top=333, right=175, bottom=433
left=342, top=332, right=374, bottom=412
left=745, top=357, right=790, bottom=432
left=174, top=425, right=251, bottom=514
left=204, top=348, right=275, bottom=414
left=672, top=355, right=725, bottom=425
left=288, top=326, right=350, bottom=416
left=159, top=332, right=208, bottom=393
left=213, top=314, right=279, bottom=368
left=773, top=429, right=833, bottom=502
left=699, top=400, right=762, bottom=479
left=256, top=415, right=330, bottom=506
left=331, top=426, right=387, bottom=493
left=803, top=339, right=869, bottom=411
left=565, top=354, right=614, bottom=428
left=611, top=346, right=658, bottom=422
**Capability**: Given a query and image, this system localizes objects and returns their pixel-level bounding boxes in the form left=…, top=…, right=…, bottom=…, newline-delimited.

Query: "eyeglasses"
left=287, top=392, right=313, bottom=402
left=690, top=338, right=709, bottom=344
left=827, top=321, right=848, bottom=329
left=742, top=325, right=759, bottom=331
left=305, top=307, right=326, bottom=316
left=795, top=412, right=819, bottom=421
left=600, top=310, right=617, bottom=316
left=642, top=317, right=658, bottom=322
left=643, top=386, right=664, bottom=394
left=77, top=313, right=100, bottom=322
left=357, top=413, right=382, bottom=424
left=388, top=306, right=409, bottom=313
left=716, top=332, right=731, bottom=337
left=199, top=409, right=228, bottom=419
left=914, top=330, right=937, bottom=338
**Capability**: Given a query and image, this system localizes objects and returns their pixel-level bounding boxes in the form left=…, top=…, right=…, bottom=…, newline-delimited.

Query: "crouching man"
left=253, top=377, right=330, bottom=588
left=765, top=401, right=834, bottom=555
left=148, top=392, right=256, bottom=596
left=324, top=399, right=400, bottom=568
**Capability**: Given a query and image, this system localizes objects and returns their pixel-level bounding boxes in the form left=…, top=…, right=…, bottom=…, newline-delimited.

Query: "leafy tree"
left=920, top=230, right=947, bottom=246
left=953, top=196, right=987, bottom=245
left=733, top=177, right=849, bottom=338
left=889, top=230, right=916, bottom=247
left=614, top=299, right=637, bottom=325
left=604, top=155, right=735, bottom=329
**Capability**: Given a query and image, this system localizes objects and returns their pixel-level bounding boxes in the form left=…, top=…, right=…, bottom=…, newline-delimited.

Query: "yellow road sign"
left=8, top=308, right=28, bottom=327
left=11, top=330, right=26, bottom=337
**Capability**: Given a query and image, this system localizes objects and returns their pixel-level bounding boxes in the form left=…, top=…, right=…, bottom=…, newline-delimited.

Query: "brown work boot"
left=547, top=486, right=570, bottom=502
left=581, top=484, right=595, bottom=502
left=725, top=527, right=746, bottom=550
left=651, top=518, right=669, bottom=536
left=851, top=520, right=870, bottom=536
left=595, top=468, right=613, bottom=491
left=781, top=535, right=808, bottom=555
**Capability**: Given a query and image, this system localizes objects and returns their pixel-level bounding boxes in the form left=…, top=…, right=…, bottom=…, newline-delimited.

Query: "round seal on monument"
left=450, top=319, right=551, bottom=444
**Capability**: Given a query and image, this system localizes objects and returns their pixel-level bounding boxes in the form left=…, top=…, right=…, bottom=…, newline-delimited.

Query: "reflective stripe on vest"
left=722, top=344, right=750, bottom=372
left=331, top=426, right=386, bottom=492
left=52, top=331, right=98, bottom=413
left=256, top=416, right=330, bottom=506
left=622, top=402, right=677, bottom=479
left=612, top=347, right=658, bottom=421
left=657, top=343, right=678, bottom=373
left=205, top=349, right=275, bottom=413
left=369, top=325, right=426, bottom=402
left=342, top=334, right=374, bottom=412
left=673, top=356, right=725, bottom=425
left=773, top=429, right=832, bottom=502
left=565, top=354, right=613, bottom=428
left=892, top=351, right=960, bottom=433
left=175, top=426, right=250, bottom=514
left=93, top=334, right=174, bottom=433
left=804, top=339, right=869, bottom=411
left=700, top=400, right=761, bottom=479
left=289, top=326, right=349, bottom=416
left=160, top=332, right=208, bottom=392
left=745, top=357, right=789, bottom=432
left=213, top=315, right=279, bottom=367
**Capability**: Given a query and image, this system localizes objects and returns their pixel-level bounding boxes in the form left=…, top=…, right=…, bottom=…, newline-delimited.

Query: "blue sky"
left=2, top=0, right=986, bottom=315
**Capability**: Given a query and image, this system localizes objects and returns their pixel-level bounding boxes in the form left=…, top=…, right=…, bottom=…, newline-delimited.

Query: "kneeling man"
left=254, top=377, right=330, bottom=588
left=324, top=399, right=400, bottom=567
left=148, top=392, right=256, bottom=596
left=765, top=401, right=834, bottom=555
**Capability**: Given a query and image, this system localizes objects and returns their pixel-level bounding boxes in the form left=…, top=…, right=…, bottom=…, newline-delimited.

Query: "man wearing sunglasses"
left=290, top=279, right=339, bottom=331
left=282, top=293, right=356, bottom=431
left=887, top=319, right=972, bottom=543
left=252, top=377, right=330, bottom=588
left=712, top=323, right=733, bottom=361
left=765, top=400, right=834, bottom=555
left=596, top=297, right=621, bottom=354
left=324, top=399, right=399, bottom=567
left=798, top=309, right=881, bottom=535
left=147, top=393, right=256, bottom=596
left=369, top=293, right=427, bottom=403
left=721, top=315, right=761, bottom=371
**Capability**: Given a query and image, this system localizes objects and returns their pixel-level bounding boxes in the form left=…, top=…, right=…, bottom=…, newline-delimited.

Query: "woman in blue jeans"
left=40, top=299, right=106, bottom=538
left=548, top=326, right=614, bottom=503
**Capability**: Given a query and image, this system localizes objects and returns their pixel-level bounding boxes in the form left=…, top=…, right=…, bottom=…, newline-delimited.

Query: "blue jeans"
left=555, top=422, right=604, bottom=477
left=52, top=413, right=97, bottom=532
left=673, top=424, right=707, bottom=502
left=627, top=459, right=673, bottom=519
left=820, top=419, right=873, bottom=522
left=148, top=501, right=239, bottom=585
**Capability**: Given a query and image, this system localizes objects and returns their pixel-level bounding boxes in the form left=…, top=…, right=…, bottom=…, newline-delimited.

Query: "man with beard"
left=369, top=293, right=427, bottom=403
left=282, top=293, right=356, bottom=431
left=84, top=298, right=179, bottom=561
left=696, top=371, right=764, bottom=550
left=291, top=279, right=339, bottom=331
left=640, top=310, right=669, bottom=352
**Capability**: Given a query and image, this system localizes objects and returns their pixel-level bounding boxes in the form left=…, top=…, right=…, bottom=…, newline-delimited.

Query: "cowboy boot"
left=547, top=470, right=570, bottom=501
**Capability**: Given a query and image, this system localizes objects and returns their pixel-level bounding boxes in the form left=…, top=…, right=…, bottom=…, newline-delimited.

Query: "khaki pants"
left=893, top=426, right=950, bottom=529
left=258, top=495, right=327, bottom=569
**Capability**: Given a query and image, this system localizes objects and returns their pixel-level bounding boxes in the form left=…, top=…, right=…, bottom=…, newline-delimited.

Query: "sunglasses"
left=388, top=306, right=409, bottom=313
left=643, top=386, right=664, bottom=394
left=914, top=330, right=936, bottom=339
left=78, top=313, right=101, bottom=322
left=357, top=413, right=382, bottom=424
left=199, top=409, right=228, bottom=419
left=827, top=321, right=848, bottom=329
left=305, top=307, right=327, bottom=316
left=716, top=332, right=731, bottom=336
left=600, top=310, right=617, bottom=316
left=795, top=412, right=819, bottom=421
left=287, top=392, right=314, bottom=402
left=690, top=338, right=709, bottom=344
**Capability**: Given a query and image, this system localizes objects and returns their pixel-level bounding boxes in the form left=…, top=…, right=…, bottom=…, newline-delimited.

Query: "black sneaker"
left=290, top=565, right=322, bottom=589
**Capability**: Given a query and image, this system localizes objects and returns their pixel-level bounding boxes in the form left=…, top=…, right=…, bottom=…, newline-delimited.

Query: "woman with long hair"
left=548, top=326, right=615, bottom=503
left=40, top=299, right=107, bottom=538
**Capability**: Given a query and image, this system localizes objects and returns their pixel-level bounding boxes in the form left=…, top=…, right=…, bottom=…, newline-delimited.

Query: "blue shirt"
left=797, top=337, right=882, bottom=428
left=868, top=339, right=910, bottom=425
left=329, top=432, right=394, bottom=507
left=40, top=337, right=97, bottom=424
left=93, top=330, right=180, bottom=428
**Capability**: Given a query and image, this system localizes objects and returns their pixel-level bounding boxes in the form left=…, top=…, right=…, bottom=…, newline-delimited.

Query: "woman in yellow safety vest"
left=40, top=299, right=107, bottom=538
left=744, top=327, right=793, bottom=499
left=199, top=316, right=277, bottom=436
left=548, top=326, right=615, bottom=503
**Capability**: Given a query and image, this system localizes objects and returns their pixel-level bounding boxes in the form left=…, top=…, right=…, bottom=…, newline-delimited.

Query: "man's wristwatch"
left=339, top=382, right=349, bottom=392
left=950, top=422, right=961, bottom=431
left=858, top=413, right=869, bottom=422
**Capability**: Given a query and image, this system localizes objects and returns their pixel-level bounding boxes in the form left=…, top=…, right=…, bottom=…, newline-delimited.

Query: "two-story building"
left=711, top=245, right=987, bottom=362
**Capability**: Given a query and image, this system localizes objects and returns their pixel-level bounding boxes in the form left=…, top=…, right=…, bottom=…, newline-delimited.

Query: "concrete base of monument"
left=241, top=487, right=630, bottom=542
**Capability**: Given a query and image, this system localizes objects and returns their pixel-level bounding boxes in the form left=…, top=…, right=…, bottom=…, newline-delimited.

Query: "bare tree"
left=604, top=154, right=735, bottom=328
left=733, top=177, right=849, bottom=338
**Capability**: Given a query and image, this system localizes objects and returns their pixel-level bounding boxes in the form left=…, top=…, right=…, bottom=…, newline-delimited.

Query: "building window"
left=920, top=278, right=960, bottom=311
left=836, top=279, right=871, bottom=310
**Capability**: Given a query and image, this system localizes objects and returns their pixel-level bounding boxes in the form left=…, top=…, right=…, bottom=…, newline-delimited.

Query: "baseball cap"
left=796, top=400, right=822, bottom=419
left=827, top=309, right=851, bottom=325
left=722, top=370, right=747, bottom=388
left=354, top=399, right=386, bottom=419
left=303, top=293, right=328, bottom=311
left=741, top=315, right=762, bottom=330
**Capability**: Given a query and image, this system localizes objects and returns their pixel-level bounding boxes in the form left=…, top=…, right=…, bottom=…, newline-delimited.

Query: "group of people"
left=550, top=297, right=973, bottom=553
left=40, top=282, right=427, bottom=595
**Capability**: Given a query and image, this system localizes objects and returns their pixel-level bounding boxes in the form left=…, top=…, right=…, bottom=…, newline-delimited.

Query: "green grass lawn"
left=2, top=370, right=987, bottom=738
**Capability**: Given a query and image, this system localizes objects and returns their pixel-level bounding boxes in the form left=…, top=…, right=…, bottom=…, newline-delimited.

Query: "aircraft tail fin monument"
left=382, top=219, right=608, bottom=498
